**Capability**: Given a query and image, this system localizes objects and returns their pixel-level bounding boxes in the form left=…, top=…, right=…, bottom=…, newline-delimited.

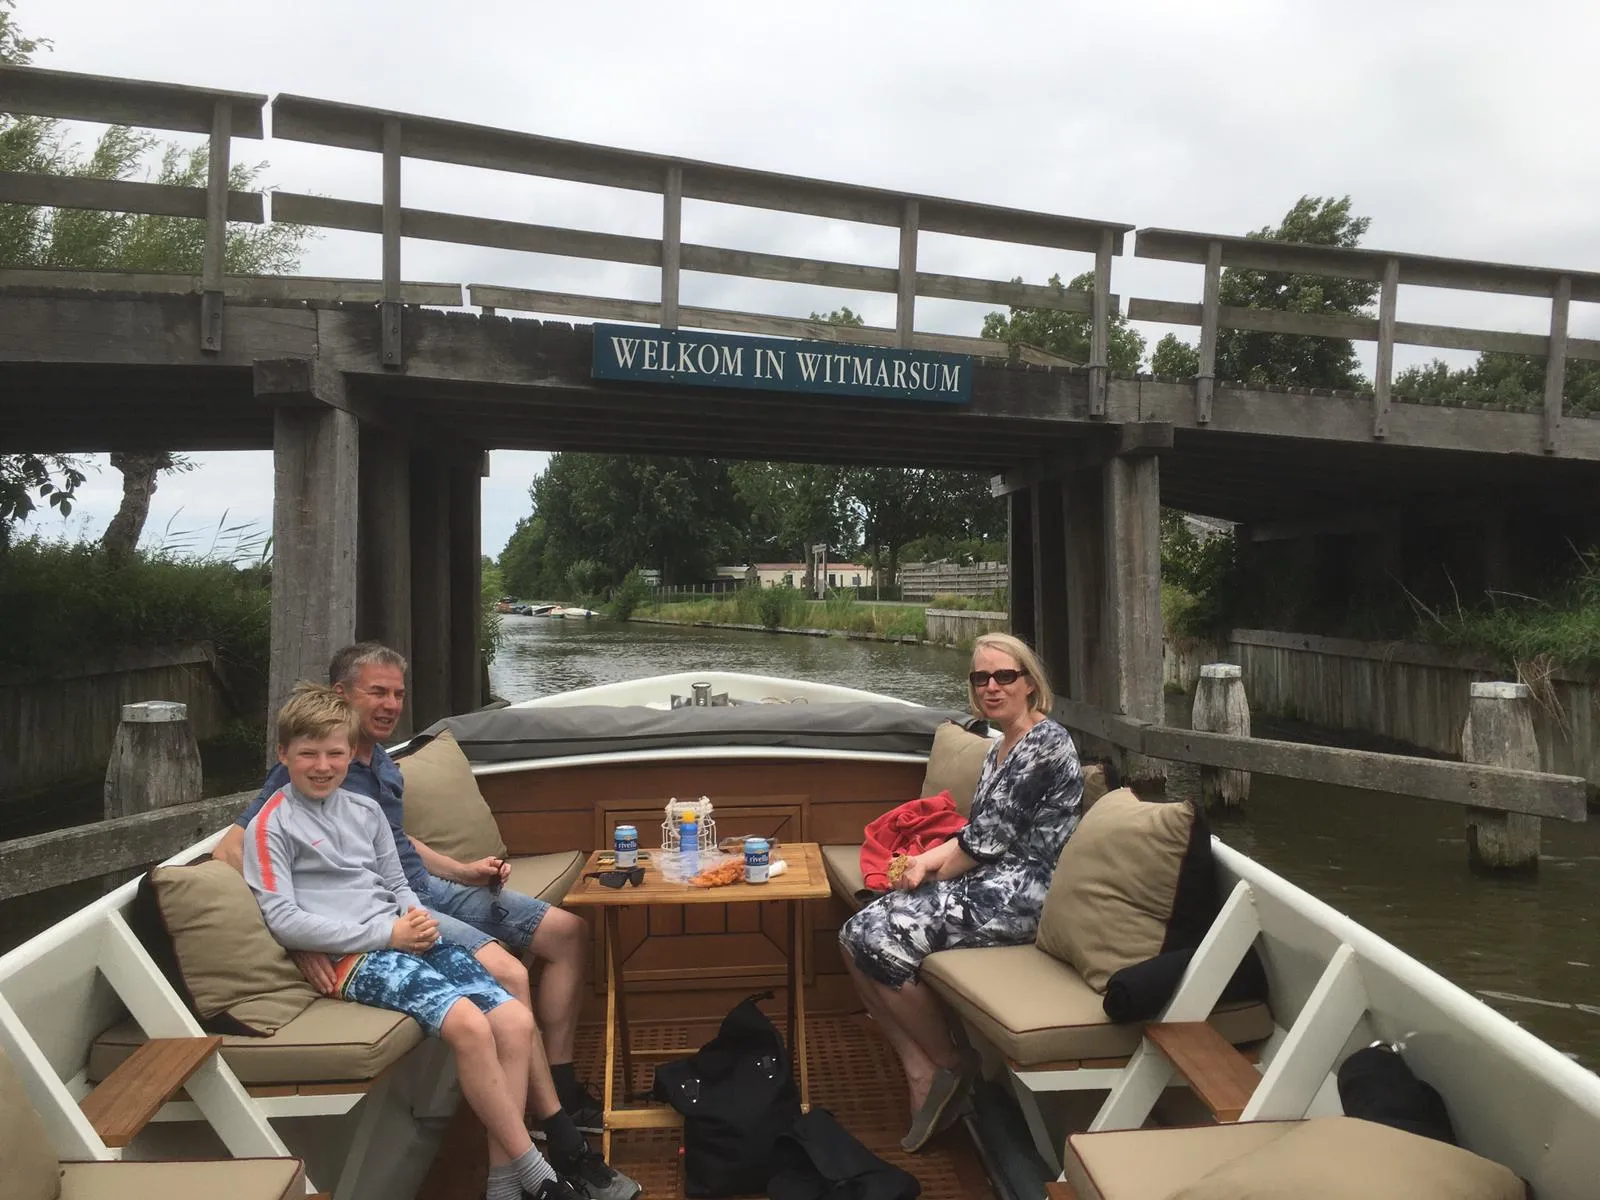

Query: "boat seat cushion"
left=1036, top=789, right=1215, bottom=993
left=397, top=728, right=508, bottom=863
left=821, top=843, right=869, bottom=909
left=921, top=943, right=1272, bottom=1066
left=57, top=1159, right=305, bottom=1200
left=1065, top=1117, right=1527, bottom=1200
left=89, top=998, right=423, bottom=1086
left=0, top=1046, right=61, bottom=1200
left=1064, top=1120, right=1301, bottom=1200
left=505, top=849, right=586, bottom=904
left=919, top=721, right=992, bottom=817
left=131, top=860, right=319, bottom=1037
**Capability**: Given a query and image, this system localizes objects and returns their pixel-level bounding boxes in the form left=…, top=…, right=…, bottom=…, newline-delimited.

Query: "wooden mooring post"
left=1192, top=663, right=1251, bottom=808
left=1462, top=682, right=1541, bottom=873
left=104, top=701, right=202, bottom=821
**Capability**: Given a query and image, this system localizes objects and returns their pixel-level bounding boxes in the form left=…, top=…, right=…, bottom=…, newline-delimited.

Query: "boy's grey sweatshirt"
left=243, top=781, right=423, bottom=955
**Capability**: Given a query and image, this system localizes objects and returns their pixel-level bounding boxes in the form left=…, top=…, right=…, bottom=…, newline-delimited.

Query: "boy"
left=245, top=684, right=584, bottom=1200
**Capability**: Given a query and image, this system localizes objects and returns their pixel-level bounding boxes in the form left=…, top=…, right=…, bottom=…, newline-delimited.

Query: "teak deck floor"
left=419, top=1014, right=996, bottom=1200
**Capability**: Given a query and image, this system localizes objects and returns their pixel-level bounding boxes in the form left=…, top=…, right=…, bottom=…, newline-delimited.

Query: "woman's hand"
left=896, top=856, right=930, bottom=891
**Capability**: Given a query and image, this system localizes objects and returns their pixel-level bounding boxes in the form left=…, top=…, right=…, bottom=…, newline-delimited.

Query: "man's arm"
left=216, top=765, right=291, bottom=873
left=409, top=833, right=506, bottom=888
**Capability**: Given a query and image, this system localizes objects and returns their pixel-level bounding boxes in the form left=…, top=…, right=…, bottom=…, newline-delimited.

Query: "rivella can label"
left=613, top=824, right=638, bottom=869
left=744, top=837, right=770, bottom=884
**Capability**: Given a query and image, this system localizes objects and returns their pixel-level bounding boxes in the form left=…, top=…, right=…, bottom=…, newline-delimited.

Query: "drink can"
left=744, top=837, right=770, bottom=884
left=614, top=824, right=638, bottom=869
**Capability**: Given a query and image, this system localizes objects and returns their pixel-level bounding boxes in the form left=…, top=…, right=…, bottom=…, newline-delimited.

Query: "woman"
left=838, top=632, right=1084, bottom=1151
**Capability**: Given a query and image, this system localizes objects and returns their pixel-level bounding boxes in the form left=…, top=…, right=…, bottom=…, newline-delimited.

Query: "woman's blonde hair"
left=968, top=632, right=1053, bottom=718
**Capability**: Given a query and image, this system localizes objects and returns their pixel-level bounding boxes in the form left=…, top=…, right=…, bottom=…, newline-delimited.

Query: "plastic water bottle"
left=679, top=811, right=700, bottom=877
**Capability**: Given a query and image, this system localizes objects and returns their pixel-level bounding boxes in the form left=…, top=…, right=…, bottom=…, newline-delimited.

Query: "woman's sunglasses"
left=969, top=668, right=1029, bottom=687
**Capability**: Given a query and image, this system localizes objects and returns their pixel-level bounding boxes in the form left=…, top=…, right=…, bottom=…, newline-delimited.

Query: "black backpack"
left=652, top=991, right=803, bottom=1197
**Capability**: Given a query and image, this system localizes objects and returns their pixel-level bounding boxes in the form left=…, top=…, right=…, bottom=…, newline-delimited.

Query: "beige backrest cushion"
left=147, top=860, right=319, bottom=1036
left=398, top=729, right=507, bottom=863
left=1166, top=1116, right=1526, bottom=1200
left=919, top=722, right=992, bottom=817
left=1035, top=788, right=1195, bottom=991
left=0, top=1047, right=62, bottom=1200
left=1081, top=762, right=1111, bottom=812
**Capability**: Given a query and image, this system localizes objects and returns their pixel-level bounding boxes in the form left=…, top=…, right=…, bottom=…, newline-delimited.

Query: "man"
left=218, top=643, right=633, bottom=1200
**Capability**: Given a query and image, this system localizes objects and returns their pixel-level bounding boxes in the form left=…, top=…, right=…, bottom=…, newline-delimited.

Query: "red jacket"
left=859, top=791, right=969, bottom=893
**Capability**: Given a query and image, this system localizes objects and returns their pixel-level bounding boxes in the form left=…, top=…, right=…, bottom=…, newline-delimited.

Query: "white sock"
left=485, top=1163, right=521, bottom=1200
left=511, top=1145, right=559, bottom=1194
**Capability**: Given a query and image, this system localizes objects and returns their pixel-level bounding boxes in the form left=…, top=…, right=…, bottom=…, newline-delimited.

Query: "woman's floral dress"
left=839, top=717, right=1084, bottom=989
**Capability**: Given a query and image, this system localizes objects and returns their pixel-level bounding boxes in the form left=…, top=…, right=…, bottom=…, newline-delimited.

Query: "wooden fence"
left=0, top=643, right=239, bottom=795
left=1169, top=629, right=1600, bottom=793
left=899, top=561, right=1008, bottom=601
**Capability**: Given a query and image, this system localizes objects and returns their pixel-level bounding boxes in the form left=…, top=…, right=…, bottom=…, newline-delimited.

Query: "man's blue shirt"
left=239, top=744, right=431, bottom=896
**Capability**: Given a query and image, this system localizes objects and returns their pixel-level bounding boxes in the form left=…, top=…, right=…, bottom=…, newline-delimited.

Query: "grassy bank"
left=640, top=587, right=926, bottom=638
left=1421, top=550, right=1600, bottom=674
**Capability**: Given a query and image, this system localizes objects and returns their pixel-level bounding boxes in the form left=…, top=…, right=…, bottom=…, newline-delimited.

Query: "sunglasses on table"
left=584, top=867, right=646, bottom=889
left=969, top=668, right=1029, bottom=687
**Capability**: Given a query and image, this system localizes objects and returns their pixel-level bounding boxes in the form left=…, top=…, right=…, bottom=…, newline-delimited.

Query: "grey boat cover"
left=404, top=701, right=983, bottom=764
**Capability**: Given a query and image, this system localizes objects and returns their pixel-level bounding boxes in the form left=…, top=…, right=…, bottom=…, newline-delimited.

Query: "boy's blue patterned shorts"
left=336, top=942, right=515, bottom=1036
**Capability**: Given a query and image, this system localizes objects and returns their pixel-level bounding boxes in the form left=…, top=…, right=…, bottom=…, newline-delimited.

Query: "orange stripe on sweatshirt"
left=254, top=791, right=287, bottom=891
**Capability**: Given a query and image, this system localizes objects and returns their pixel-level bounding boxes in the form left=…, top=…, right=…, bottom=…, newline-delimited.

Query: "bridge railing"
left=1129, top=229, right=1600, bottom=453
left=263, top=92, right=1133, bottom=383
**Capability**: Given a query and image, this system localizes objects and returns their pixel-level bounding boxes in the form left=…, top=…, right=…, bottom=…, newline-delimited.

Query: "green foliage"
left=1150, top=333, right=1200, bottom=378
left=928, top=591, right=1008, bottom=613
left=1419, top=548, right=1600, bottom=672
left=729, top=461, right=850, bottom=563
left=1159, top=511, right=1237, bottom=636
left=609, top=567, right=652, bottom=620
left=479, top=556, right=504, bottom=663
left=980, top=272, right=1145, bottom=370
left=0, top=538, right=271, bottom=702
left=809, top=306, right=864, bottom=327
left=757, top=585, right=808, bottom=630
left=1153, top=196, right=1375, bottom=391
left=0, top=453, right=85, bottom=551
left=1396, top=354, right=1600, bottom=417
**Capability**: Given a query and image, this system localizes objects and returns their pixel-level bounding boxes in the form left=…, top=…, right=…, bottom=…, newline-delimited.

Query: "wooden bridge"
left=2, top=65, right=1598, bottom=816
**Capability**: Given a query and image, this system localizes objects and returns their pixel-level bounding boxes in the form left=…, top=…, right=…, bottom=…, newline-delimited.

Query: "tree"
left=980, top=272, right=1146, bottom=370
left=1150, top=333, right=1200, bottom=378
left=0, top=1, right=312, bottom=552
left=1155, top=196, right=1376, bottom=391
left=1395, top=354, right=1600, bottom=417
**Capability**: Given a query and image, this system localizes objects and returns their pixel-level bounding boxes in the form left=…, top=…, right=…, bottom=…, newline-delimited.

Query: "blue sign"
left=590, top=324, right=972, bottom=404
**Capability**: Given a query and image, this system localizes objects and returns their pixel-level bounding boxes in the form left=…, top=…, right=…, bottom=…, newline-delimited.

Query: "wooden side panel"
left=479, top=757, right=923, bottom=1021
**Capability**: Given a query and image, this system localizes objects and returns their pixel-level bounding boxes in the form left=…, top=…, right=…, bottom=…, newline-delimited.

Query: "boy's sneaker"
left=525, top=1180, right=582, bottom=1200
left=553, top=1144, right=642, bottom=1200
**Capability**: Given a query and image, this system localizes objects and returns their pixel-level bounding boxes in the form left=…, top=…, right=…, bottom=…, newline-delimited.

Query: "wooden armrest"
left=1144, top=1021, right=1260, bottom=1122
left=80, top=1035, right=222, bottom=1147
left=1045, top=1183, right=1080, bottom=1199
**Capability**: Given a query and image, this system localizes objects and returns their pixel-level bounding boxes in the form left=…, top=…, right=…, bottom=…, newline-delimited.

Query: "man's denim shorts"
left=424, top=876, right=551, bottom=956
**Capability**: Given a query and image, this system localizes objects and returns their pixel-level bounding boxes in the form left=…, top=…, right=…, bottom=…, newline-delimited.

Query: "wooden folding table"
left=561, top=842, right=832, bottom=1157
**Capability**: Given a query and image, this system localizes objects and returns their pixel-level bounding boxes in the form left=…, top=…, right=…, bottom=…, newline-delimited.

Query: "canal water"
left=493, top=614, right=1600, bottom=1069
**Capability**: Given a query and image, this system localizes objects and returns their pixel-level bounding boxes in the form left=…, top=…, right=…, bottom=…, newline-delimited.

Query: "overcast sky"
left=15, top=0, right=1600, bottom=557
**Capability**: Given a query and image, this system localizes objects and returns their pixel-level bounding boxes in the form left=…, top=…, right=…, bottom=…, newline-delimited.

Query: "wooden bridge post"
left=1461, top=681, right=1541, bottom=873
left=1102, top=452, right=1165, bottom=785
left=448, top=452, right=487, bottom=716
left=1192, top=664, right=1251, bottom=807
left=265, top=371, right=359, bottom=749
left=1008, top=489, right=1036, bottom=644
left=357, top=425, right=414, bottom=735
left=104, top=701, right=202, bottom=821
left=1030, top=478, right=1069, bottom=686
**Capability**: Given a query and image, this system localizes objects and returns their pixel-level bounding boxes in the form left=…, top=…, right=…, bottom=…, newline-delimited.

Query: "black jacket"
left=768, top=1108, right=920, bottom=1200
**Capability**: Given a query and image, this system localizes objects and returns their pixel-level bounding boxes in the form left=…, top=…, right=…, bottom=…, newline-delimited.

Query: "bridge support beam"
left=267, top=401, right=358, bottom=747
left=1008, top=491, right=1036, bottom=646
left=408, top=445, right=486, bottom=729
left=1047, top=448, right=1166, bottom=786
left=357, top=426, right=414, bottom=736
